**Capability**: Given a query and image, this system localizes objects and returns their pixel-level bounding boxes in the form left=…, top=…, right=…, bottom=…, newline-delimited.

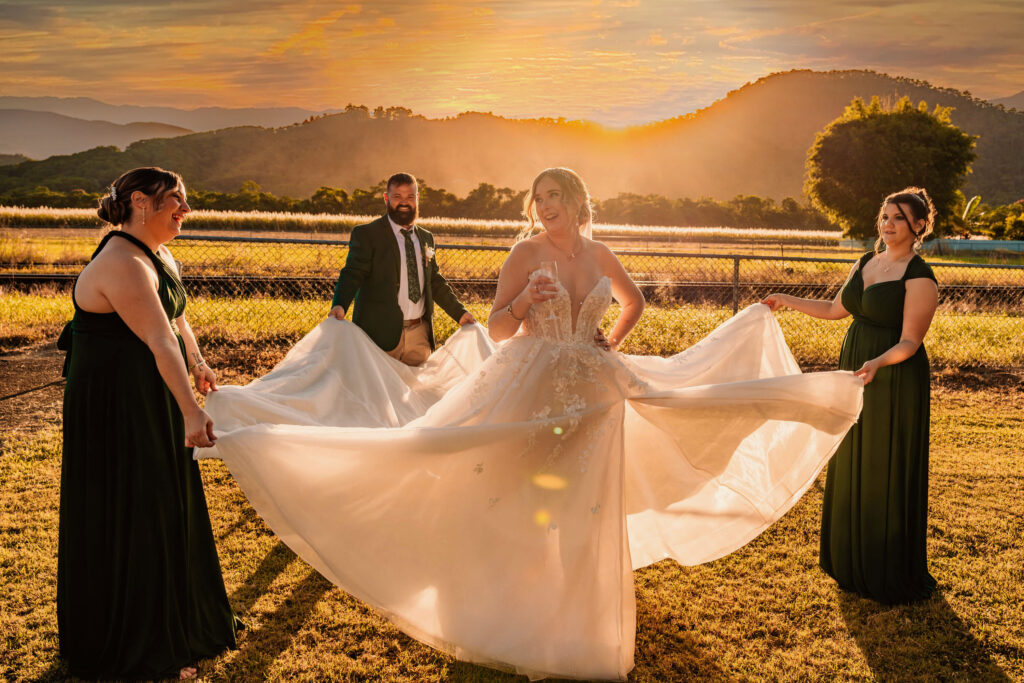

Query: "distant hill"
left=0, top=153, right=29, bottom=166
left=2, top=70, right=1022, bottom=203
left=992, top=90, right=1024, bottom=111
left=0, top=110, right=192, bottom=159
left=631, top=69, right=1024, bottom=204
left=0, top=96, right=335, bottom=132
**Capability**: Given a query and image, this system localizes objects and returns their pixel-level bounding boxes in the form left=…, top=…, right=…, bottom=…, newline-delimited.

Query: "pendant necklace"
left=879, top=251, right=910, bottom=274
left=545, top=232, right=582, bottom=261
left=545, top=233, right=591, bottom=306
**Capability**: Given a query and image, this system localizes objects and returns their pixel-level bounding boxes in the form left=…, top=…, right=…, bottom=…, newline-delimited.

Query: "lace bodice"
left=523, top=276, right=612, bottom=343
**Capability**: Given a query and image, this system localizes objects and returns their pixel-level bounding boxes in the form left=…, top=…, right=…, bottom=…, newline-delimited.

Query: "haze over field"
left=2, top=71, right=1022, bottom=204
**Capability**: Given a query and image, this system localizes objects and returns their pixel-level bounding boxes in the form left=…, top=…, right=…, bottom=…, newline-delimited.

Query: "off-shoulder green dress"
left=57, top=230, right=240, bottom=679
left=820, top=251, right=938, bottom=604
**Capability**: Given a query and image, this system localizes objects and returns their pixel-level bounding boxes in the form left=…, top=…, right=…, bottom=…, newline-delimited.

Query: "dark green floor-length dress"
left=820, top=251, right=938, bottom=604
left=58, top=230, right=240, bottom=680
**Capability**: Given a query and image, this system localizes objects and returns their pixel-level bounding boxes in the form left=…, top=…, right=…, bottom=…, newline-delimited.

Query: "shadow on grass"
left=221, top=541, right=334, bottom=679
left=229, top=540, right=296, bottom=615
left=632, top=605, right=730, bottom=680
left=445, top=661, right=526, bottom=682
left=840, top=589, right=1010, bottom=680
left=216, top=506, right=261, bottom=543
left=32, top=657, right=69, bottom=682
left=216, top=539, right=631, bottom=682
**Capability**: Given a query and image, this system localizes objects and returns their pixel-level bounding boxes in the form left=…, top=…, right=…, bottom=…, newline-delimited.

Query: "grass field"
left=1, top=341, right=1021, bottom=681
left=4, top=293, right=1022, bottom=369
left=3, top=208, right=1022, bottom=680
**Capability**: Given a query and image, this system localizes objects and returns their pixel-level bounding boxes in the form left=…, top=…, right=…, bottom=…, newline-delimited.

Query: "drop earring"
left=141, top=206, right=146, bottom=225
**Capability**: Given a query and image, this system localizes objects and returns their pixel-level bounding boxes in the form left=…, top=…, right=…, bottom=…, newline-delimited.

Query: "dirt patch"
left=0, top=339, right=290, bottom=446
left=931, top=366, right=1024, bottom=394
left=203, top=340, right=290, bottom=386
left=0, top=341, right=65, bottom=439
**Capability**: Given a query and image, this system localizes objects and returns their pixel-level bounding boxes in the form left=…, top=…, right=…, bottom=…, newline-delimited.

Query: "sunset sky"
left=1, top=0, right=1021, bottom=126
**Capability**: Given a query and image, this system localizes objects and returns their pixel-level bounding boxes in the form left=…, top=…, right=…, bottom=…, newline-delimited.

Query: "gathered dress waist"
left=850, top=315, right=898, bottom=331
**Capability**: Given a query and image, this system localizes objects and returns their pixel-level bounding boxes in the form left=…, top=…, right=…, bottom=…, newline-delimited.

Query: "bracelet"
left=506, top=303, right=524, bottom=321
left=190, top=359, right=207, bottom=373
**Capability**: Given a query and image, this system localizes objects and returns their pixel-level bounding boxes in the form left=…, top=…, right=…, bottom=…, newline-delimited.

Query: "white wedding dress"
left=202, top=277, right=863, bottom=681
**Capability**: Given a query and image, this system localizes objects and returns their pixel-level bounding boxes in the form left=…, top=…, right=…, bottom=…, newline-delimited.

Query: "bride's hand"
left=594, top=328, right=613, bottom=351
left=524, top=275, right=559, bottom=304
left=761, top=294, right=787, bottom=312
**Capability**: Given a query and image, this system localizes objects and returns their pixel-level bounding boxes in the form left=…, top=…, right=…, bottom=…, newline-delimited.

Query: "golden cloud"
left=644, top=31, right=668, bottom=46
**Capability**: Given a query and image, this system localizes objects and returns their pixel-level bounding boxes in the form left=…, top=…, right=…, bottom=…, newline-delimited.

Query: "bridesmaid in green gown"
left=762, top=187, right=940, bottom=604
left=58, top=167, right=241, bottom=679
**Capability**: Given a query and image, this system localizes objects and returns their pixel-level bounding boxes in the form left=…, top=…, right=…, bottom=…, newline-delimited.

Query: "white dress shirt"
left=389, top=215, right=426, bottom=319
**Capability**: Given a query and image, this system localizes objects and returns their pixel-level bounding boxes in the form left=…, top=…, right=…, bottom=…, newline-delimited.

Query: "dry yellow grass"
left=2, top=376, right=1021, bottom=681
left=5, top=295, right=1022, bottom=369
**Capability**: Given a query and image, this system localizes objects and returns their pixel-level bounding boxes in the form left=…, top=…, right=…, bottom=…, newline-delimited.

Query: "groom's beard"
left=388, top=204, right=417, bottom=227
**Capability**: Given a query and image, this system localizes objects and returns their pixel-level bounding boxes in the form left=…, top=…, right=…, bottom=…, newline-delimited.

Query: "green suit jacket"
left=331, top=215, right=468, bottom=352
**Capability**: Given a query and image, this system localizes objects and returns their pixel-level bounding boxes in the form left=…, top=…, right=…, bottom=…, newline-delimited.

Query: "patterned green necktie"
left=401, top=228, right=422, bottom=303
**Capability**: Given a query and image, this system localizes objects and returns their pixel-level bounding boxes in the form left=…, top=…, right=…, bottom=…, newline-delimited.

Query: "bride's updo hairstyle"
left=98, top=167, right=183, bottom=226
left=875, top=186, right=936, bottom=254
left=518, top=167, right=594, bottom=241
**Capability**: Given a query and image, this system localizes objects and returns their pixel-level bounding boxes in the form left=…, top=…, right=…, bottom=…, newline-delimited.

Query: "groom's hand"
left=328, top=305, right=346, bottom=320
left=459, top=312, right=476, bottom=326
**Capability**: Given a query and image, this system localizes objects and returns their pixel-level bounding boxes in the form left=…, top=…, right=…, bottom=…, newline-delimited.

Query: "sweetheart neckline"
left=564, top=274, right=611, bottom=306
left=529, top=271, right=610, bottom=305
left=529, top=273, right=611, bottom=334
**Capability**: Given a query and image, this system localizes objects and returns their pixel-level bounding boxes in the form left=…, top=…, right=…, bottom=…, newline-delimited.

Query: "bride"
left=203, top=168, right=863, bottom=681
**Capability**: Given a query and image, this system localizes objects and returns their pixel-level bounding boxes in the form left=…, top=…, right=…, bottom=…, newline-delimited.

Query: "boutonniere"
left=424, top=246, right=435, bottom=260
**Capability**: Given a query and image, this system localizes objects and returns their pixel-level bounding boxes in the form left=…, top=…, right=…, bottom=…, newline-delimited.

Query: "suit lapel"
left=378, top=216, right=400, bottom=282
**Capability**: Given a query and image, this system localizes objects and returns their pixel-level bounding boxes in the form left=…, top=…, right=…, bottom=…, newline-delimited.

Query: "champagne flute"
left=537, top=260, right=559, bottom=320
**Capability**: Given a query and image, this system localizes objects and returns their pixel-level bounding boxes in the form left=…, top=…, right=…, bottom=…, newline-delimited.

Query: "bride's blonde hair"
left=517, top=167, right=594, bottom=242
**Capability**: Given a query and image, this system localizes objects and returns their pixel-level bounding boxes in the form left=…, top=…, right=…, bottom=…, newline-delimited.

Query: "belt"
left=403, top=318, right=423, bottom=328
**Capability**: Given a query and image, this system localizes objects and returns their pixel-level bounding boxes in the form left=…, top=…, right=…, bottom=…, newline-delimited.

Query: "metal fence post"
left=732, top=257, right=740, bottom=314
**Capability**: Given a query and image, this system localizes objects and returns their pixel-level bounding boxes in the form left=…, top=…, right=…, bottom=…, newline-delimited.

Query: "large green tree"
left=805, top=96, right=976, bottom=239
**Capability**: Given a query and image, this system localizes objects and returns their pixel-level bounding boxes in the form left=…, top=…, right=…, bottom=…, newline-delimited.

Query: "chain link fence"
left=3, top=233, right=1023, bottom=368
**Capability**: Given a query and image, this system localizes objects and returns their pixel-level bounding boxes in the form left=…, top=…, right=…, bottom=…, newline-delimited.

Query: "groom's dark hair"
left=386, top=172, right=418, bottom=193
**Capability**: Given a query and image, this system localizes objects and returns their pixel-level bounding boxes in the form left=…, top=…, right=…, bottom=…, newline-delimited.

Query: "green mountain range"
left=2, top=70, right=1021, bottom=203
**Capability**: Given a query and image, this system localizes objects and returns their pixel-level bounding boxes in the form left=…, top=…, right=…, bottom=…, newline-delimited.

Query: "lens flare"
left=531, top=473, right=568, bottom=490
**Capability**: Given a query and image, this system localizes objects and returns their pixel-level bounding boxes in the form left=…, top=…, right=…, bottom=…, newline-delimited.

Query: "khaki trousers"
left=386, top=319, right=431, bottom=366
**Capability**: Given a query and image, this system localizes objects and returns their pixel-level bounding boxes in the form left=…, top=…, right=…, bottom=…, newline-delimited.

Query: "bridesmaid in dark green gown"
left=763, top=187, right=940, bottom=604
left=58, top=168, right=240, bottom=680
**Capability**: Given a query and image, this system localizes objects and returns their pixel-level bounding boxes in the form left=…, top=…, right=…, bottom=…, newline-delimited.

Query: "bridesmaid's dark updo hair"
left=874, top=186, right=936, bottom=253
left=98, top=167, right=183, bottom=226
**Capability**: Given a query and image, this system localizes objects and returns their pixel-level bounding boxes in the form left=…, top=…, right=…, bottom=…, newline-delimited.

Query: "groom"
left=329, top=172, right=475, bottom=366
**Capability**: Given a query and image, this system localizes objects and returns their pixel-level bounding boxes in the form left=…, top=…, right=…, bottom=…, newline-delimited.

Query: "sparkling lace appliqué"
left=524, top=276, right=612, bottom=343
left=479, top=276, right=637, bottom=529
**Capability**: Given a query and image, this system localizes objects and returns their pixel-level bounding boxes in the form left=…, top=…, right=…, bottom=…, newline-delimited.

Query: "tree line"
left=803, top=95, right=1024, bottom=240
left=0, top=181, right=838, bottom=231
left=965, top=200, right=1024, bottom=240
left=5, top=178, right=1021, bottom=238
left=5, top=91, right=1022, bottom=239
